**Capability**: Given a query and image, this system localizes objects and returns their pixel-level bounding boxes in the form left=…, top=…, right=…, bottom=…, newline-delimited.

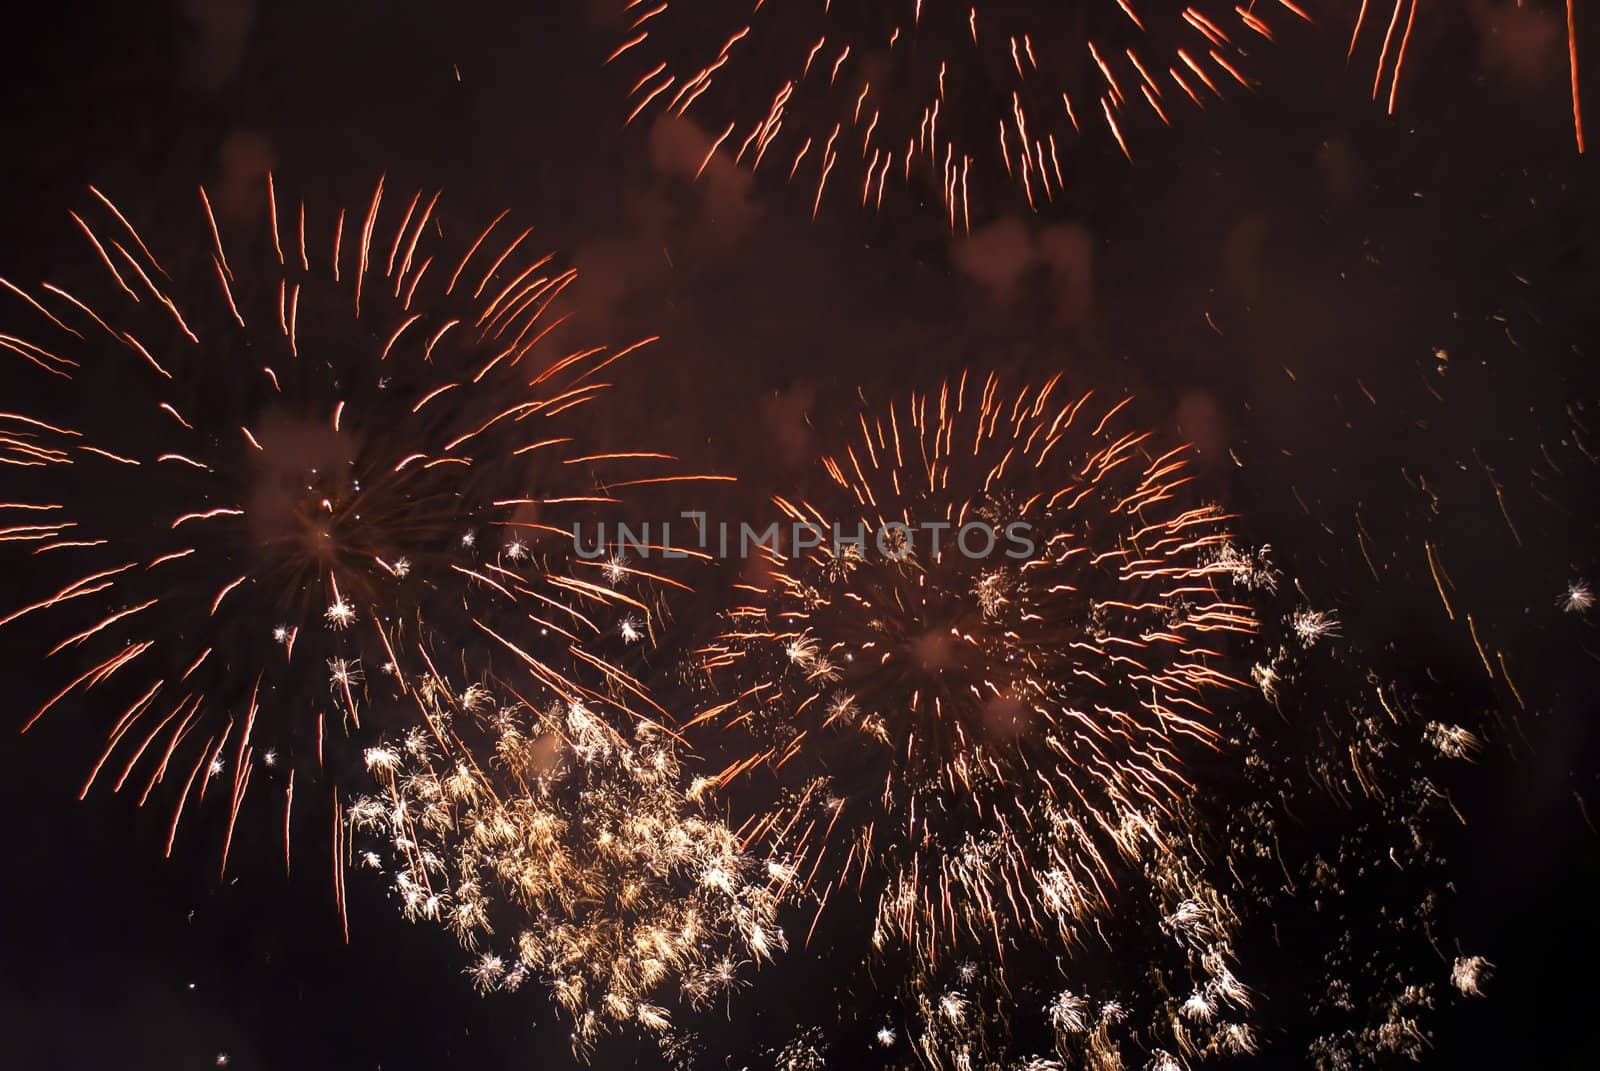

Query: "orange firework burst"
left=0, top=177, right=723, bottom=911
left=692, top=372, right=1259, bottom=972
left=608, top=0, right=1311, bottom=226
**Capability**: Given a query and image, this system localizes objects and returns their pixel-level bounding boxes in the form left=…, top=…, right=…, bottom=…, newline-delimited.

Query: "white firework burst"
left=1450, top=955, right=1492, bottom=998
left=1290, top=607, right=1340, bottom=647
left=1562, top=580, right=1593, bottom=613
left=324, top=598, right=357, bottom=629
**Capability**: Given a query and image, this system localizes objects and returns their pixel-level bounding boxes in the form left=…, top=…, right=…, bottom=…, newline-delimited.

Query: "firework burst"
left=350, top=650, right=789, bottom=1057
left=692, top=372, right=1260, bottom=981
left=608, top=0, right=1311, bottom=226
left=0, top=177, right=716, bottom=894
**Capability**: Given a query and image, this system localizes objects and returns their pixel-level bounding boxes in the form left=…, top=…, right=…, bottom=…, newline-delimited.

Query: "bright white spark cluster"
left=1290, top=607, right=1341, bottom=648
left=350, top=664, right=788, bottom=1057
left=1423, top=721, right=1481, bottom=761
left=1450, top=955, right=1492, bottom=998
left=1562, top=579, right=1593, bottom=613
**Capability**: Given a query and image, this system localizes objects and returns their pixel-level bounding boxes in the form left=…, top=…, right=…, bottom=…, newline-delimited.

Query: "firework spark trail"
left=1347, top=0, right=1586, bottom=152
left=349, top=651, right=790, bottom=1057
left=609, top=1, right=1311, bottom=225
left=691, top=372, right=1261, bottom=993
left=0, top=177, right=718, bottom=886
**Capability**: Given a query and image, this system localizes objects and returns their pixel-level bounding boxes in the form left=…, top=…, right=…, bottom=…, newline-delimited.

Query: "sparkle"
left=784, top=633, right=819, bottom=668
left=1562, top=579, right=1593, bottom=613
left=1252, top=660, right=1282, bottom=704
left=1290, top=607, right=1340, bottom=647
left=325, top=598, right=356, bottom=629
left=805, top=653, right=840, bottom=683
left=824, top=691, right=857, bottom=726
left=973, top=569, right=1009, bottom=618
left=604, top=551, right=629, bottom=585
left=1047, top=990, right=1089, bottom=1034
left=1451, top=955, right=1493, bottom=997
left=329, top=657, right=362, bottom=690
left=459, top=683, right=493, bottom=712
left=468, top=952, right=507, bottom=993
left=1424, top=721, right=1481, bottom=761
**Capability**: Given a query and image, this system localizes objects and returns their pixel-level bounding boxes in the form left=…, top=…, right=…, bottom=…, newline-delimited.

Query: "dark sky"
left=1, top=2, right=1597, bottom=1068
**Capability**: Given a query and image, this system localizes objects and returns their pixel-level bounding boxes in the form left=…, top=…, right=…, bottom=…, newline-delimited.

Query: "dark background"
left=1, top=2, right=1597, bottom=1067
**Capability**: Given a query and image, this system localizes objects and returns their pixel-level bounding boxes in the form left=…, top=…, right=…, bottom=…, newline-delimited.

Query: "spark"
left=1450, top=955, right=1492, bottom=998
left=604, top=551, right=630, bottom=585
left=1423, top=722, right=1480, bottom=761
left=1291, top=607, right=1340, bottom=647
left=325, top=598, right=357, bottom=629
left=328, top=657, right=362, bottom=691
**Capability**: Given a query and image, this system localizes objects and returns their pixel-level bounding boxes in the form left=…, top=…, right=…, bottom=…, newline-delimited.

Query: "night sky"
left=2, top=2, right=1597, bottom=1068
